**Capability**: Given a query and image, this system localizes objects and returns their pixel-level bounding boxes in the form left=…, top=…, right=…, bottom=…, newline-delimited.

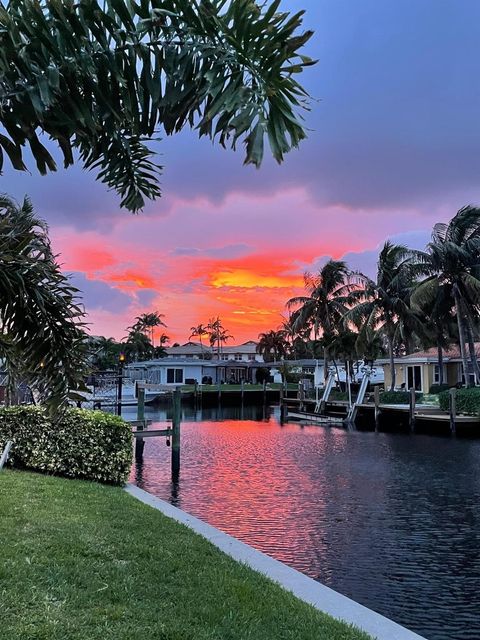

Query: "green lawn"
left=1, top=470, right=372, bottom=640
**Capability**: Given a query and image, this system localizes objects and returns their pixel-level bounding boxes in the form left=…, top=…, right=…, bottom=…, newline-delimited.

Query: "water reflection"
left=130, top=404, right=480, bottom=640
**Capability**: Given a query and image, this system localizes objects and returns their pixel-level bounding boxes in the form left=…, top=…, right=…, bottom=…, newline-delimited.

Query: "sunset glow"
left=4, top=0, right=479, bottom=344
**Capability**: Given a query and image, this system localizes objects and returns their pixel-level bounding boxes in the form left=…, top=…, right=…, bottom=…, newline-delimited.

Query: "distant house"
left=380, top=344, right=480, bottom=393
left=164, top=340, right=264, bottom=363
left=126, top=355, right=265, bottom=386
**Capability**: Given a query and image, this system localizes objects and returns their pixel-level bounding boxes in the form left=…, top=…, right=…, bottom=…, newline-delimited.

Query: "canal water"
left=128, top=403, right=480, bottom=640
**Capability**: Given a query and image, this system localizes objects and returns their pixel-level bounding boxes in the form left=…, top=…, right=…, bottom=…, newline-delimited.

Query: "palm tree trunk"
left=388, top=336, right=396, bottom=392
left=466, top=321, right=480, bottom=385
left=453, top=286, right=470, bottom=387
left=437, top=344, right=444, bottom=386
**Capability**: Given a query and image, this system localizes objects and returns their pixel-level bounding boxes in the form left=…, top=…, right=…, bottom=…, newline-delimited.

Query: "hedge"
left=328, top=390, right=349, bottom=401
left=439, top=388, right=480, bottom=416
left=429, top=384, right=450, bottom=394
left=0, top=406, right=132, bottom=485
left=379, top=391, right=423, bottom=404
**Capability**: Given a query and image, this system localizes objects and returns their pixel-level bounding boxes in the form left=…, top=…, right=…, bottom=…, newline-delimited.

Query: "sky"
left=4, top=0, right=480, bottom=344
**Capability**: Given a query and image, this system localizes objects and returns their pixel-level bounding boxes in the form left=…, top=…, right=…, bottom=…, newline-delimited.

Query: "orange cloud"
left=210, top=267, right=303, bottom=290
left=106, top=271, right=157, bottom=290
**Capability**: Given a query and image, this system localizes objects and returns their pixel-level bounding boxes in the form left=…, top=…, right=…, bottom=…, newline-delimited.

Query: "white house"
left=164, top=340, right=264, bottom=363
left=126, top=356, right=265, bottom=386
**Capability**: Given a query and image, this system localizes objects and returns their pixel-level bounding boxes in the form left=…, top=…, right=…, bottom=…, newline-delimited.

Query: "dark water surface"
left=128, top=404, right=480, bottom=640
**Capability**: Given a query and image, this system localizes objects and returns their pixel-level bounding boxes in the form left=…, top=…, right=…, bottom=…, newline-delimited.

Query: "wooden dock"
left=283, top=392, right=480, bottom=435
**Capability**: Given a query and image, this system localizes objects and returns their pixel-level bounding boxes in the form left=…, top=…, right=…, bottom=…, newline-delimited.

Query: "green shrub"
left=379, top=391, right=423, bottom=404
left=439, top=387, right=480, bottom=415
left=0, top=406, right=132, bottom=484
left=429, top=383, right=450, bottom=394
left=328, top=390, right=349, bottom=401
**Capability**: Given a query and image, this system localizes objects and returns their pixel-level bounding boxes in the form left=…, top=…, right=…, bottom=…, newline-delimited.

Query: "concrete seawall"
left=126, top=483, right=426, bottom=640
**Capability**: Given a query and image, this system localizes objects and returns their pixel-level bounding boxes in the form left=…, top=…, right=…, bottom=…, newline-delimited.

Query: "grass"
left=0, top=470, right=372, bottom=640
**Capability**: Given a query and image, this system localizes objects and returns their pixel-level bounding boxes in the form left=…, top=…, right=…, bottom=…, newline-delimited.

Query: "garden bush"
left=439, top=388, right=480, bottom=415
left=0, top=406, right=132, bottom=484
left=429, top=383, right=450, bottom=394
left=379, top=391, right=423, bottom=404
left=328, top=390, right=349, bottom=401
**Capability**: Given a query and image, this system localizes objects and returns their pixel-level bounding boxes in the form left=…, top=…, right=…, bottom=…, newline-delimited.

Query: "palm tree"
left=132, top=312, right=166, bottom=347
left=412, top=206, right=480, bottom=386
left=286, top=260, right=353, bottom=368
left=411, top=283, right=456, bottom=386
left=89, top=336, right=122, bottom=371
left=257, top=330, right=289, bottom=363
left=347, top=242, right=419, bottom=391
left=0, top=1, right=313, bottom=211
left=123, top=329, right=153, bottom=363
left=207, top=317, right=233, bottom=359
left=279, top=314, right=299, bottom=359
left=0, top=195, right=87, bottom=409
left=190, top=324, right=209, bottom=358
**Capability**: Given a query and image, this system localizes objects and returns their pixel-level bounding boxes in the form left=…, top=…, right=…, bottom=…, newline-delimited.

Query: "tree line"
left=256, top=206, right=480, bottom=391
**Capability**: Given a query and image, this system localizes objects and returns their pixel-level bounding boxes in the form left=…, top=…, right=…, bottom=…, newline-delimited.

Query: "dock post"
left=263, top=379, right=267, bottom=404
left=298, top=381, right=305, bottom=411
left=409, top=387, right=416, bottom=432
left=374, top=386, right=380, bottom=431
left=194, top=380, right=198, bottom=404
left=135, top=387, right=145, bottom=461
left=241, top=378, right=244, bottom=404
left=171, top=387, right=181, bottom=480
left=217, top=379, right=222, bottom=403
left=449, top=388, right=456, bottom=436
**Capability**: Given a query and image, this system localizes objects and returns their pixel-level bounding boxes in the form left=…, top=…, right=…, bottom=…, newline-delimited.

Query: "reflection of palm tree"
left=412, top=206, right=480, bottom=386
left=190, top=324, right=208, bottom=358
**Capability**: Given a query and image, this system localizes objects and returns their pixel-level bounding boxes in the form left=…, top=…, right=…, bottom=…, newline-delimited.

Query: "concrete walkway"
left=126, top=484, right=426, bottom=640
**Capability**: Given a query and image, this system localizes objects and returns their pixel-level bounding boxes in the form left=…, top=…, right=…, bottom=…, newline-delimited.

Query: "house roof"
left=379, top=343, right=480, bottom=364
left=164, top=340, right=259, bottom=357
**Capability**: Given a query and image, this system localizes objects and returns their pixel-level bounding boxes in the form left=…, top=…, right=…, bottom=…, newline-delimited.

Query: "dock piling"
left=171, top=387, right=181, bottom=480
left=409, top=387, right=416, bottom=432
left=449, top=388, right=457, bottom=435
left=135, top=387, right=145, bottom=461
left=374, top=386, right=380, bottom=431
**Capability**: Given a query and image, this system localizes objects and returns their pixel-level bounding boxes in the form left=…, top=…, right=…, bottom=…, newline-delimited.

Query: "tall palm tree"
left=132, top=312, right=166, bottom=347
left=190, top=324, right=209, bottom=358
left=0, top=195, right=87, bottom=409
left=286, top=260, right=353, bottom=368
left=257, top=330, right=289, bottom=363
left=207, top=317, right=233, bottom=359
left=123, top=329, right=153, bottom=363
left=412, top=206, right=480, bottom=386
left=347, top=242, right=419, bottom=391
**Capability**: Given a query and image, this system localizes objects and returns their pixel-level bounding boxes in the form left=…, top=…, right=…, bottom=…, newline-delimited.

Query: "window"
left=234, top=354, right=243, bottom=361
left=406, top=365, right=422, bottom=391
left=248, top=355, right=257, bottom=361
left=433, top=365, right=446, bottom=384
left=167, top=368, right=183, bottom=384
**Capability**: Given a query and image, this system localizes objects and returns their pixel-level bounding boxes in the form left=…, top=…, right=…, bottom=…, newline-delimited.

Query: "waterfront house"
left=165, top=340, right=264, bottom=362
left=380, top=344, right=480, bottom=393
left=126, top=356, right=265, bottom=386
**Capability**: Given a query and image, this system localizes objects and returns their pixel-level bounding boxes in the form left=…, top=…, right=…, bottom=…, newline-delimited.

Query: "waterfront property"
left=126, top=357, right=263, bottom=385
left=165, top=340, right=264, bottom=362
left=125, top=357, right=327, bottom=388
left=380, top=344, right=480, bottom=393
